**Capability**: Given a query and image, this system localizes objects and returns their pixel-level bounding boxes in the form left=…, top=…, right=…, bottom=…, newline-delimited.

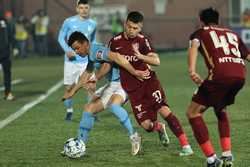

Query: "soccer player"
left=187, top=7, right=250, bottom=167
left=62, top=31, right=149, bottom=156
left=108, top=11, right=193, bottom=156
left=58, top=0, right=96, bottom=121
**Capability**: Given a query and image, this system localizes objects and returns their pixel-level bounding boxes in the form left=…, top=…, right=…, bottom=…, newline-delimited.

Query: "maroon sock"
left=189, top=116, right=209, bottom=144
left=216, top=111, right=230, bottom=138
left=164, top=113, right=184, bottom=137
left=215, top=111, right=231, bottom=151
left=152, top=121, right=162, bottom=132
left=189, top=116, right=215, bottom=156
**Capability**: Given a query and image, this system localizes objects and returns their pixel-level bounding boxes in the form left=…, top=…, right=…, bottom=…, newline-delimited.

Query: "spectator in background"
left=14, top=16, right=29, bottom=58
left=4, top=11, right=15, bottom=51
left=242, top=8, right=250, bottom=27
left=0, top=11, right=14, bottom=100
left=31, top=9, right=49, bottom=56
left=111, top=12, right=123, bottom=35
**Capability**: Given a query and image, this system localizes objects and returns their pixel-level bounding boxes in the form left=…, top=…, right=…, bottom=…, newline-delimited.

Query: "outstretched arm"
left=188, top=40, right=203, bottom=85
left=62, top=61, right=94, bottom=100
left=95, top=62, right=112, bottom=81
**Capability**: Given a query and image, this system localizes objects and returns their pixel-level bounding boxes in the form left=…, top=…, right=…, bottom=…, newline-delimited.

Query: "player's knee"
left=186, top=103, right=204, bottom=118
left=141, top=120, right=152, bottom=132
left=84, top=103, right=96, bottom=113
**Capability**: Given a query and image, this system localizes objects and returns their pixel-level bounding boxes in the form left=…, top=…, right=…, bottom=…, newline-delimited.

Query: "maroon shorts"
left=192, top=78, right=245, bottom=110
left=127, top=73, right=168, bottom=125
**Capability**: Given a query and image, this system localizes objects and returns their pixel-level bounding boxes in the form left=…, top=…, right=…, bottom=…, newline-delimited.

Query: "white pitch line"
left=0, top=79, right=24, bottom=91
left=0, top=80, right=63, bottom=130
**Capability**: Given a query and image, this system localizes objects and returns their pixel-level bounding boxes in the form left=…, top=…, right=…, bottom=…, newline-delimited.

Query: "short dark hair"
left=77, top=0, right=88, bottom=5
left=126, top=11, right=143, bottom=23
left=68, top=31, right=89, bottom=46
left=199, top=7, right=219, bottom=25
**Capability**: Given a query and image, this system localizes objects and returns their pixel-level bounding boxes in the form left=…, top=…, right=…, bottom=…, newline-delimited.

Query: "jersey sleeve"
left=108, top=38, right=116, bottom=52
left=238, top=36, right=249, bottom=59
left=189, top=30, right=201, bottom=48
left=57, top=19, right=74, bottom=53
left=90, top=44, right=110, bottom=62
left=90, top=21, right=97, bottom=43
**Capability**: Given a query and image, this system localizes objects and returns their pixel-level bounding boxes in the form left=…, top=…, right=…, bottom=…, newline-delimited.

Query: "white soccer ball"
left=63, top=138, right=86, bottom=158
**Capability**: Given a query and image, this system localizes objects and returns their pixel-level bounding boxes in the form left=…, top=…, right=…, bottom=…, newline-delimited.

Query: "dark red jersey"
left=109, top=32, right=155, bottom=92
left=190, top=26, right=249, bottom=80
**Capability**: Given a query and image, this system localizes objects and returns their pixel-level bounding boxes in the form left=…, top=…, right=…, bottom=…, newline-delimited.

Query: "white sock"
left=222, top=150, right=232, bottom=157
left=182, top=144, right=191, bottom=149
left=207, top=154, right=217, bottom=164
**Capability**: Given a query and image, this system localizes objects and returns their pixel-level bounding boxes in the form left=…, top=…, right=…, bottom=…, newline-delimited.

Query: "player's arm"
left=62, top=61, right=94, bottom=100
left=188, top=39, right=203, bottom=85
left=58, top=20, right=76, bottom=60
left=95, top=62, right=112, bottom=81
left=133, top=48, right=160, bottom=66
left=108, top=51, right=150, bottom=80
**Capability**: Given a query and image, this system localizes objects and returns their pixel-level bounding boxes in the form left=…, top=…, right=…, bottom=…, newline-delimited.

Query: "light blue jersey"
left=58, top=15, right=97, bottom=63
left=89, top=43, right=120, bottom=82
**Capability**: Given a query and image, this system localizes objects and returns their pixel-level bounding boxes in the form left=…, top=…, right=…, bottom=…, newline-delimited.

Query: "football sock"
left=178, top=134, right=189, bottom=147
left=78, top=112, right=95, bottom=143
left=207, top=154, right=217, bottom=164
left=215, top=111, right=231, bottom=152
left=152, top=122, right=162, bottom=132
left=189, top=116, right=215, bottom=157
left=164, top=113, right=184, bottom=138
left=64, top=98, right=73, bottom=112
left=222, top=150, right=232, bottom=157
left=109, top=104, right=134, bottom=136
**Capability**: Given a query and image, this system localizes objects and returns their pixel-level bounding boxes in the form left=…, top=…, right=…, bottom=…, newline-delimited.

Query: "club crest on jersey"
left=96, top=50, right=103, bottom=60
left=132, top=43, right=139, bottom=50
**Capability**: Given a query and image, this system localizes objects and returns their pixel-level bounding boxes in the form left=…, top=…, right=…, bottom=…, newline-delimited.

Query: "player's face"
left=76, top=4, right=90, bottom=19
left=71, top=41, right=89, bottom=56
left=124, top=20, right=142, bottom=38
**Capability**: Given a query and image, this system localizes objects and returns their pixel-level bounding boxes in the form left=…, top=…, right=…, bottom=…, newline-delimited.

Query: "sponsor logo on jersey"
left=124, top=55, right=139, bottom=62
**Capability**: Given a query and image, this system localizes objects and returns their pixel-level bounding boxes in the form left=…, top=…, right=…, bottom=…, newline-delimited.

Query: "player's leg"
left=78, top=99, right=104, bottom=143
left=159, top=106, right=193, bottom=155
left=108, top=94, right=141, bottom=155
left=187, top=102, right=222, bottom=166
left=2, top=58, right=14, bottom=100
left=63, top=62, right=76, bottom=121
left=63, top=62, right=88, bottom=121
left=214, top=107, right=233, bottom=167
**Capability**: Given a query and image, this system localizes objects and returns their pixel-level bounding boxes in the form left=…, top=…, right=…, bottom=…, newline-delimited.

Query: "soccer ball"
left=62, top=138, right=86, bottom=158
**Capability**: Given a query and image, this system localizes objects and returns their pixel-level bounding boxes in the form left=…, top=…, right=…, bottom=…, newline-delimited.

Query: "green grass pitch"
left=0, top=53, right=249, bottom=167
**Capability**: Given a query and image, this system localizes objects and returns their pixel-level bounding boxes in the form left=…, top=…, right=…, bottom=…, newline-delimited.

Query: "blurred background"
left=1, top=0, right=250, bottom=56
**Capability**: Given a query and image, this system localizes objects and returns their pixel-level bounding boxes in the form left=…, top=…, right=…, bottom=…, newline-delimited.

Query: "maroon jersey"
left=109, top=32, right=155, bottom=92
left=190, top=26, right=249, bottom=80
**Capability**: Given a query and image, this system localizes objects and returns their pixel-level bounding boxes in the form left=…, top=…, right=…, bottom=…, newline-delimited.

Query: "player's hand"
left=66, top=51, right=76, bottom=61
left=189, top=71, right=203, bottom=85
left=135, top=69, right=151, bottom=81
left=83, top=82, right=96, bottom=92
left=133, top=46, right=144, bottom=60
